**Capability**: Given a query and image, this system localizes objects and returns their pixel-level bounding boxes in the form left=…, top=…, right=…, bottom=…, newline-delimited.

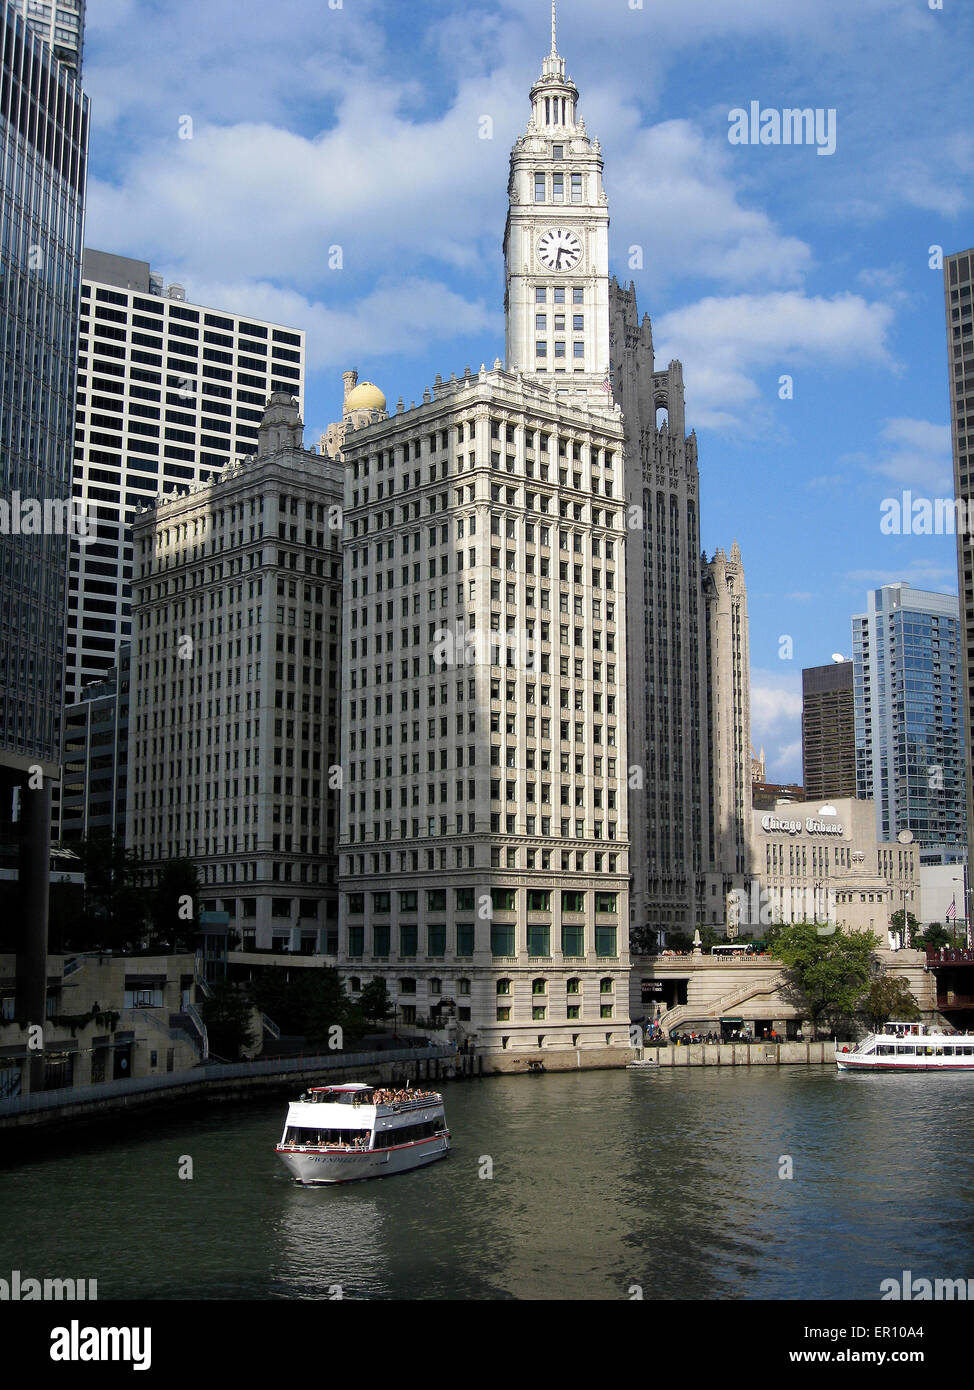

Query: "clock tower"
left=504, top=3, right=611, bottom=402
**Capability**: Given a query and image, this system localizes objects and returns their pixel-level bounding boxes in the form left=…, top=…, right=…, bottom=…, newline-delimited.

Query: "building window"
left=456, top=923, right=475, bottom=957
left=527, top=925, right=550, bottom=957
left=490, top=924, right=516, bottom=956
left=595, top=926, right=617, bottom=957
left=562, top=924, right=584, bottom=956
left=535, top=172, right=546, bottom=201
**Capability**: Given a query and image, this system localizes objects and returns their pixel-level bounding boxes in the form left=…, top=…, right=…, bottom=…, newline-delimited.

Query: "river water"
left=2, top=1066, right=973, bottom=1300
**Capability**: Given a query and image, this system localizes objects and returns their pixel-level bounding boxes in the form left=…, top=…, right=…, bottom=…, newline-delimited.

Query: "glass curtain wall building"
left=853, top=584, right=966, bottom=865
left=0, top=0, right=88, bottom=1037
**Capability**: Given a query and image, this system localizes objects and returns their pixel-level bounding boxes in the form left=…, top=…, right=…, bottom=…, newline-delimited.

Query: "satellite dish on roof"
left=831, top=653, right=847, bottom=663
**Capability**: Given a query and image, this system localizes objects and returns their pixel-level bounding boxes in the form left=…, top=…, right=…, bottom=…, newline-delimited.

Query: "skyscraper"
left=802, top=660, right=856, bottom=801
left=610, top=282, right=752, bottom=938
left=336, top=17, right=631, bottom=1063
left=945, top=247, right=974, bottom=886
left=0, top=0, right=88, bottom=1037
left=126, top=397, right=343, bottom=952
left=68, top=250, right=306, bottom=703
left=853, top=583, right=966, bottom=864
left=10, top=0, right=84, bottom=75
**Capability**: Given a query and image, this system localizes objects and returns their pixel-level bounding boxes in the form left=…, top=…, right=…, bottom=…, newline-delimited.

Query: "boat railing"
left=374, top=1094, right=442, bottom=1113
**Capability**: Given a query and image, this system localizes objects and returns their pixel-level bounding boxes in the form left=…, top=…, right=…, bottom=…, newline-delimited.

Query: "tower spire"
left=551, top=1, right=557, bottom=56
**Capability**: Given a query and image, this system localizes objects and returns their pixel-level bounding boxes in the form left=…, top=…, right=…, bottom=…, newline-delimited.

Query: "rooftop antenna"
left=551, top=0, right=557, bottom=55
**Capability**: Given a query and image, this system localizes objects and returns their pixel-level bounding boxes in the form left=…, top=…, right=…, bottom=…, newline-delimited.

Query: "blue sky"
left=82, top=0, right=974, bottom=781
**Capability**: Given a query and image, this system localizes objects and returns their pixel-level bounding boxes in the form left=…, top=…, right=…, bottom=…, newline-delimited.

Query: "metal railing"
left=0, top=1046, right=455, bottom=1119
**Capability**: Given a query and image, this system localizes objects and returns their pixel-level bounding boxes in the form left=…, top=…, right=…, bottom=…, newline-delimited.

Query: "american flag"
left=947, top=899, right=957, bottom=921
left=602, top=377, right=612, bottom=394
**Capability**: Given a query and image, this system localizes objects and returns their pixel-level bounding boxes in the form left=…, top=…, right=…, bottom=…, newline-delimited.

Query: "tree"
left=71, top=835, right=149, bottom=951
left=768, top=922, right=879, bottom=1040
left=149, top=859, right=202, bottom=950
left=200, top=980, right=257, bottom=1060
left=860, top=976, right=921, bottom=1032
left=357, top=979, right=393, bottom=1026
left=913, top=921, right=951, bottom=952
left=889, top=909, right=919, bottom=937
left=247, top=966, right=351, bottom=1045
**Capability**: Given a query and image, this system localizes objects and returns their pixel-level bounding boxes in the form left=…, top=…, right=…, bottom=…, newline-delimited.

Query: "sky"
left=81, top=0, right=974, bottom=782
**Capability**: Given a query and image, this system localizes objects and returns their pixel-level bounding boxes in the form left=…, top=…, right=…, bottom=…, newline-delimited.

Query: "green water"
left=2, top=1066, right=973, bottom=1299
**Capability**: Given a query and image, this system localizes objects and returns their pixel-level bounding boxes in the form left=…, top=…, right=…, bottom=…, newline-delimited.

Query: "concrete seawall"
left=648, top=1041, right=836, bottom=1067
left=0, top=1046, right=465, bottom=1136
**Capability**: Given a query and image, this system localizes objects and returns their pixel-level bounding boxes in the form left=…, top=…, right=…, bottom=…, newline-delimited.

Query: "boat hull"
left=277, top=1133, right=450, bottom=1184
left=837, top=1057, right=974, bottom=1073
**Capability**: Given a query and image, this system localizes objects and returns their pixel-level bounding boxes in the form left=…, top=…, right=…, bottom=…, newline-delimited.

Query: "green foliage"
left=913, top=921, right=952, bottom=952
left=71, top=835, right=149, bottom=951
left=247, top=966, right=353, bottom=1044
left=357, top=979, right=393, bottom=1025
left=150, top=859, right=202, bottom=950
left=200, top=980, right=257, bottom=1060
left=861, top=976, right=921, bottom=1032
left=767, top=921, right=879, bottom=1039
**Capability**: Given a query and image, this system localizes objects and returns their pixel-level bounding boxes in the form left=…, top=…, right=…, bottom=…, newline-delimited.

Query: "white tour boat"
left=836, top=1021, right=974, bottom=1072
left=276, top=1082, right=450, bottom=1184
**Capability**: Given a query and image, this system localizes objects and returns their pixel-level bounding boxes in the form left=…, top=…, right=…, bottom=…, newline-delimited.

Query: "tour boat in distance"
left=276, top=1082, right=450, bottom=1184
left=836, top=1021, right=974, bottom=1072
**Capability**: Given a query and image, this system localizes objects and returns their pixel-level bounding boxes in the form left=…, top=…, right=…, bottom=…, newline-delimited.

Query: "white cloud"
left=868, top=417, right=952, bottom=492
left=601, top=119, right=812, bottom=291
left=181, top=276, right=495, bottom=375
left=654, top=292, right=897, bottom=429
left=845, top=568, right=959, bottom=593
left=750, top=670, right=804, bottom=784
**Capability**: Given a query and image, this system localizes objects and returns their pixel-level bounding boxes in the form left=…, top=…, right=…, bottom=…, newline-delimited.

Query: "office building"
left=60, top=645, right=129, bottom=844
left=946, top=248, right=974, bottom=899
left=127, top=396, right=343, bottom=953
left=752, top=797, right=918, bottom=942
left=802, top=660, right=856, bottom=800
left=336, top=20, right=632, bottom=1063
left=610, top=287, right=752, bottom=938
left=853, top=583, right=966, bottom=864
left=11, top=0, right=83, bottom=74
left=68, top=249, right=305, bottom=702
left=0, top=1, right=88, bottom=1047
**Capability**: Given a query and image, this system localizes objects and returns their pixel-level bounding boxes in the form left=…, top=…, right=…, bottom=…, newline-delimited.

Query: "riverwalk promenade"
left=0, top=1045, right=463, bottom=1135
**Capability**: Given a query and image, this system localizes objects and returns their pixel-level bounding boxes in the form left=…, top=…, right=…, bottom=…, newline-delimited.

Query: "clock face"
left=537, top=228, right=582, bottom=272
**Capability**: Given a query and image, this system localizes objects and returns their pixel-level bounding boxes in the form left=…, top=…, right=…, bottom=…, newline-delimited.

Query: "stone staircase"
left=658, top=972, right=790, bottom=1034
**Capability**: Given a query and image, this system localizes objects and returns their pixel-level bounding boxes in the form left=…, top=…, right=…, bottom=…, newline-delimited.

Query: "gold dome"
left=345, top=381, right=386, bottom=412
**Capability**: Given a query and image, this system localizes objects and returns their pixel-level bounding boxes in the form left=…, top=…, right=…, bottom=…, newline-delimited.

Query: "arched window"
left=532, top=977, right=547, bottom=995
